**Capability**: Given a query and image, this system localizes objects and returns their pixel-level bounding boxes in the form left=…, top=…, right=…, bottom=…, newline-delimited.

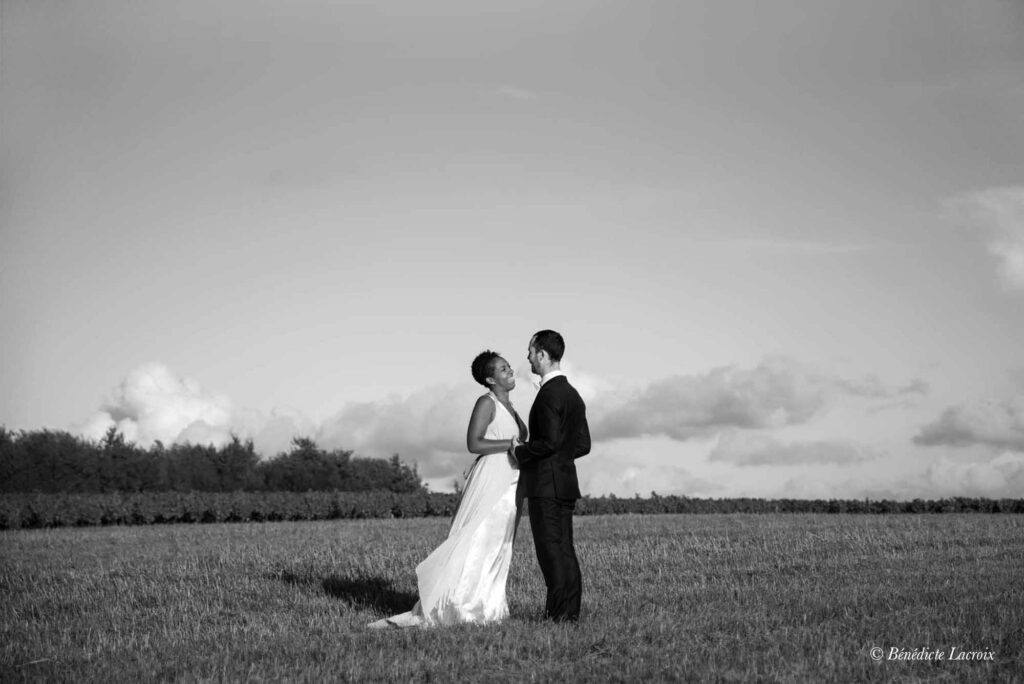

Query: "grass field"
left=2, top=514, right=1022, bottom=682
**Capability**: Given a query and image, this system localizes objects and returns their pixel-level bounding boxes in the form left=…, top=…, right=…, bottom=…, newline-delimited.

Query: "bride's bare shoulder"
left=470, top=393, right=496, bottom=418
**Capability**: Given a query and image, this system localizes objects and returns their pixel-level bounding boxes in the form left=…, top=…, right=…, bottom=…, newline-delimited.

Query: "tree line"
left=0, top=427, right=424, bottom=494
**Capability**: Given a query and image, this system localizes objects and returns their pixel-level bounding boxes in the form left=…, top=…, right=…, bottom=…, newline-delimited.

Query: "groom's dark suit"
left=512, top=374, right=591, bottom=622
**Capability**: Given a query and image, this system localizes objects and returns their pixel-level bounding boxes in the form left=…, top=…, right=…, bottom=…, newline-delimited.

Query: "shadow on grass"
left=275, top=571, right=417, bottom=612
left=319, top=575, right=418, bottom=613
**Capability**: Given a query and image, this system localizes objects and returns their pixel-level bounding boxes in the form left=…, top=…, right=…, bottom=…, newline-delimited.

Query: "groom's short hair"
left=531, top=330, right=565, bottom=362
left=471, top=350, right=502, bottom=387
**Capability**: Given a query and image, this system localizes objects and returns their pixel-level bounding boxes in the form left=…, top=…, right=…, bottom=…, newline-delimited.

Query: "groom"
left=510, top=329, right=591, bottom=622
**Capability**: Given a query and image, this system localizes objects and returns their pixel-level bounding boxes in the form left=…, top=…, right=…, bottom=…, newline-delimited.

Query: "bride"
left=368, top=350, right=527, bottom=628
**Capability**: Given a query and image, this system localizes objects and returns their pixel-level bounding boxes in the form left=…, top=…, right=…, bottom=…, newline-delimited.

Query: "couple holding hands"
left=369, top=329, right=591, bottom=629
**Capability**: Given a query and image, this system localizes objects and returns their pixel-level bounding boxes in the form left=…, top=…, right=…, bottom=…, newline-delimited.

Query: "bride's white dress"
left=369, top=392, right=521, bottom=628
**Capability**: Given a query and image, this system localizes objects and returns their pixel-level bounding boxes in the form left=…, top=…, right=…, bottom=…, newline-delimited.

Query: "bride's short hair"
left=471, top=350, right=502, bottom=387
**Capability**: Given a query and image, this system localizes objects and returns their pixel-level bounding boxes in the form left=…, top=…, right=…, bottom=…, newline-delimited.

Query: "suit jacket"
left=512, top=375, right=591, bottom=500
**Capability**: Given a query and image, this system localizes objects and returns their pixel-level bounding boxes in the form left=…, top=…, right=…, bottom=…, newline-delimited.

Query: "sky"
left=2, top=0, right=1024, bottom=499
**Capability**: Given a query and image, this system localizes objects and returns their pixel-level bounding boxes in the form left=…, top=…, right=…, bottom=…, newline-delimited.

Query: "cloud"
left=948, top=186, right=1024, bottom=291
left=73, top=363, right=320, bottom=457
left=709, top=431, right=883, bottom=467
left=836, top=376, right=929, bottom=399
left=775, top=476, right=851, bottom=500
left=312, top=364, right=621, bottom=484
left=920, top=452, right=1024, bottom=497
left=762, top=452, right=1024, bottom=500
left=914, top=395, right=1024, bottom=451
left=175, top=420, right=228, bottom=447
left=592, top=357, right=925, bottom=442
left=76, top=362, right=234, bottom=448
left=317, top=383, right=490, bottom=480
left=580, top=456, right=722, bottom=498
left=314, top=362, right=605, bottom=486
left=250, top=407, right=317, bottom=457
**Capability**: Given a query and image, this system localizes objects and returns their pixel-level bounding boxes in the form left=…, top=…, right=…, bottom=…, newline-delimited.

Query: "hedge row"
left=4, top=492, right=1024, bottom=529
left=574, top=495, right=1024, bottom=515
left=0, top=491, right=461, bottom=529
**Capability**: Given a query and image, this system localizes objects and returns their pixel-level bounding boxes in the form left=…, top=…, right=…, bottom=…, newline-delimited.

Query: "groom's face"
left=527, top=337, right=543, bottom=375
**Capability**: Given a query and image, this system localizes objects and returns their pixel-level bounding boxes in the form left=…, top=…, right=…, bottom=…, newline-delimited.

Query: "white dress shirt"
left=539, top=370, right=565, bottom=387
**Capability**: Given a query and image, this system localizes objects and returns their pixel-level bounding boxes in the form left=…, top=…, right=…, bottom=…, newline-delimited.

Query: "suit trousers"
left=528, top=496, right=581, bottom=622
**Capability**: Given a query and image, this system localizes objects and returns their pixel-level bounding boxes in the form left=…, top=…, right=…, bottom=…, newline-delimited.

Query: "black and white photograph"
left=2, top=0, right=1023, bottom=680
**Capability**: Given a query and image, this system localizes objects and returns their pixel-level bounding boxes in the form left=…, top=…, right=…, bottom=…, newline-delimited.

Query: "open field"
left=2, top=514, right=1022, bottom=682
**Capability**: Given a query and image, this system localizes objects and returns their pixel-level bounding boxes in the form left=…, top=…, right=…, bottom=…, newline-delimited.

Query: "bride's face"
left=488, top=358, right=516, bottom=391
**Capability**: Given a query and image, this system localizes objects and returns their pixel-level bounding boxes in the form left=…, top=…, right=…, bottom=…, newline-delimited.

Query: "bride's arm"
left=466, top=396, right=516, bottom=455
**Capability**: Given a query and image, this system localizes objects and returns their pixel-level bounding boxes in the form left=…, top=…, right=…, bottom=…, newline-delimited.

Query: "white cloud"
left=948, top=186, right=1024, bottom=291
left=736, top=460, right=1024, bottom=500
left=593, top=357, right=827, bottom=440
left=729, top=448, right=1024, bottom=500
left=709, top=430, right=883, bottom=467
left=555, top=360, right=611, bottom=404
left=315, top=362, right=611, bottom=487
left=836, top=376, right=929, bottom=399
left=72, top=363, right=322, bottom=458
left=915, top=395, right=1024, bottom=451
left=251, top=407, right=317, bottom=457
left=775, top=476, right=847, bottom=500
left=591, top=356, right=925, bottom=442
left=317, top=383, right=491, bottom=479
left=175, top=420, right=227, bottom=447
left=579, top=455, right=722, bottom=498
left=76, top=362, right=234, bottom=448
left=921, top=452, right=1024, bottom=497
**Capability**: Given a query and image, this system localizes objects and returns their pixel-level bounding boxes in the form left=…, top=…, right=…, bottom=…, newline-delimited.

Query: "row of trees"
left=0, top=427, right=423, bottom=494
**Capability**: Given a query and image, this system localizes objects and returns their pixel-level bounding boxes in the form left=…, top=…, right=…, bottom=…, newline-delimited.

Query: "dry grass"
left=2, top=514, right=1022, bottom=682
